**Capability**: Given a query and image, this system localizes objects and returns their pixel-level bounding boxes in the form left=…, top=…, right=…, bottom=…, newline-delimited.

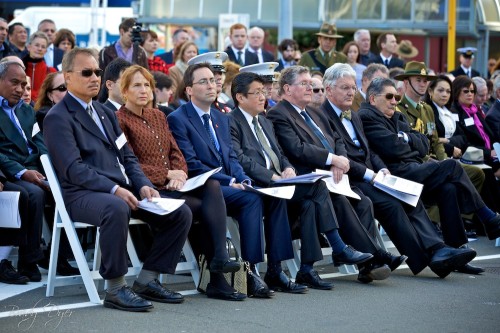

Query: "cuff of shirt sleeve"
left=111, top=185, right=119, bottom=194
left=241, top=179, right=252, bottom=186
left=228, top=178, right=236, bottom=186
left=326, top=153, right=334, bottom=166
left=363, top=169, right=375, bottom=183
left=15, top=169, right=28, bottom=180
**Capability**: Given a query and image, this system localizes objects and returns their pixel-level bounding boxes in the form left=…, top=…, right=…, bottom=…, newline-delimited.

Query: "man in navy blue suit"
left=224, top=23, right=259, bottom=67
left=372, top=33, right=404, bottom=70
left=37, top=19, right=64, bottom=69
left=44, top=48, right=191, bottom=312
left=168, top=63, right=307, bottom=296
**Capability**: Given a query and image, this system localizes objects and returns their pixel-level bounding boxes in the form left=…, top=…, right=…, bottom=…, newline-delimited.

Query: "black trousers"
left=67, top=191, right=191, bottom=279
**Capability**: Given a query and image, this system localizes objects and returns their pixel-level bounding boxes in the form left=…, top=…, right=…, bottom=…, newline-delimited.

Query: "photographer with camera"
left=98, top=18, right=149, bottom=72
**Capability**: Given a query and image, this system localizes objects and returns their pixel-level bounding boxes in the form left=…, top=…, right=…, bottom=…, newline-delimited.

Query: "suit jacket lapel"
left=67, top=95, right=110, bottom=144
left=186, top=102, right=221, bottom=160
left=282, top=100, right=323, bottom=147
left=0, top=107, right=29, bottom=153
left=234, top=108, right=265, bottom=160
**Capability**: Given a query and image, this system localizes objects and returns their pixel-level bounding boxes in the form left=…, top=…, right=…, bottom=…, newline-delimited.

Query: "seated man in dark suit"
left=97, top=58, right=132, bottom=111
left=229, top=72, right=373, bottom=289
left=449, top=47, right=481, bottom=79
left=358, top=78, right=500, bottom=276
left=157, top=28, right=190, bottom=65
left=168, top=63, right=307, bottom=296
left=267, top=66, right=405, bottom=283
left=322, top=63, right=478, bottom=278
left=224, top=23, right=259, bottom=67
left=486, top=76, right=500, bottom=144
left=0, top=60, right=48, bottom=282
left=248, top=27, right=275, bottom=64
left=44, top=48, right=192, bottom=312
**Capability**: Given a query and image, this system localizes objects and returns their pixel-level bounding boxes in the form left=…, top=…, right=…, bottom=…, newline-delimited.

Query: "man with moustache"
left=43, top=48, right=192, bottom=312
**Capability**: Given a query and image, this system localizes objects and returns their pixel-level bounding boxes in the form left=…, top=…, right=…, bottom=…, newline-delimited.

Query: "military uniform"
left=299, top=48, right=347, bottom=74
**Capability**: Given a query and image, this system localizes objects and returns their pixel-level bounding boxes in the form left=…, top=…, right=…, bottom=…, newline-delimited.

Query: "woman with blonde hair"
left=116, top=65, right=245, bottom=301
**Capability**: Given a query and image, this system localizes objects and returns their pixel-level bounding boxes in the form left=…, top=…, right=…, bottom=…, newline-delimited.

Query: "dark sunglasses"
left=462, top=89, right=476, bottom=94
left=71, top=69, right=104, bottom=77
left=313, top=88, right=325, bottom=93
left=377, top=93, right=402, bottom=102
left=50, top=84, right=67, bottom=92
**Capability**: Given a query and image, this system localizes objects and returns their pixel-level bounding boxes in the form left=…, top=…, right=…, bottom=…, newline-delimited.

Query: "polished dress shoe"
left=377, top=250, right=408, bottom=271
left=18, top=261, right=42, bottom=282
left=332, top=245, right=373, bottom=266
left=357, top=263, right=391, bottom=284
left=428, top=246, right=476, bottom=278
left=209, top=257, right=241, bottom=273
left=104, top=285, right=153, bottom=312
left=132, top=279, right=184, bottom=304
left=264, top=271, right=308, bottom=294
left=454, top=263, right=485, bottom=275
left=295, top=269, right=333, bottom=290
left=247, top=270, right=274, bottom=298
left=484, top=213, right=500, bottom=240
left=206, top=283, right=246, bottom=301
left=0, top=260, right=29, bottom=285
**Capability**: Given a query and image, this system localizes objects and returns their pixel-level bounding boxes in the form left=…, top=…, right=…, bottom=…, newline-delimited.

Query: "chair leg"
left=46, top=212, right=62, bottom=297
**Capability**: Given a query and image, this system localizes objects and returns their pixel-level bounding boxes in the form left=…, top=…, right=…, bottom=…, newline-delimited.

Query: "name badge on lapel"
left=464, top=117, right=474, bottom=127
left=32, top=123, right=40, bottom=137
left=115, top=133, right=127, bottom=150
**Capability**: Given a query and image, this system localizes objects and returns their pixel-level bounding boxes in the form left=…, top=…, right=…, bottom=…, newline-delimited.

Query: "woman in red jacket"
left=23, top=31, right=56, bottom=102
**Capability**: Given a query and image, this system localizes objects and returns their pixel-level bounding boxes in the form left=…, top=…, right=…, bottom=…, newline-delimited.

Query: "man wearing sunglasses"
left=322, top=63, right=477, bottom=278
left=44, top=48, right=192, bottom=312
left=359, top=77, right=500, bottom=277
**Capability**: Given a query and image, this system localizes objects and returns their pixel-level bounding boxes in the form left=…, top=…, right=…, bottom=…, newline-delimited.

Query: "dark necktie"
left=341, top=110, right=352, bottom=121
left=466, top=70, right=471, bottom=77
left=300, top=111, right=334, bottom=153
left=384, top=59, right=389, bottom=67
left=202, top=113, right=223, bottom=166
left=252, top=117, right=281, bottom=175
left=237, top=50, right=243, bottom=66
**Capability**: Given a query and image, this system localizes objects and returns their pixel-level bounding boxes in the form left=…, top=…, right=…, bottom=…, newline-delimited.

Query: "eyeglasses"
left=49, top=84, right=67, bottom=92
left=376, top=93, right=402, bottom=102
left=70, top=69, right=104, bottom=77
left=292, top=82, right=313, bottom=89
left=247, top=90, right=266, bottom=97
left=313, top=88, right=325, bottom=93
left=192, top=78, right=216, bottom=86
left=462, top=89, right=476, bottom=94
left=334, top=85, right=357, bottom=93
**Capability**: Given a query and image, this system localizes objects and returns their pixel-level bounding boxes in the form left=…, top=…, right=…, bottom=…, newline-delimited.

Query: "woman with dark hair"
left=54, top=29, right=76, bottom=53
left=115, top=65, right=245, bottom=301
left=342, top=41, right=366, bottom=88
left=33, top=72, right=67, bottom=131
left=140, top=30, right=169, bottom=74
left=424, top=74, right=467, bottom=159
left=451, top=76, right=499, bottom=173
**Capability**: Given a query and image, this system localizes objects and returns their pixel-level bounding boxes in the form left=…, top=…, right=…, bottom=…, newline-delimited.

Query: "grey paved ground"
left=1, top=237, right=499, bottom=333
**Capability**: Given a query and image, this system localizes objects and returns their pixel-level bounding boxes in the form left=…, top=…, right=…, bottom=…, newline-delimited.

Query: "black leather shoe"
left=132, top=279, right=184, bottom=304
left=295, top=269, right=333, bottom=290
left=206, top=283, right=246, bottom=301
left=247, top=270, right=274, bottom=298
left=104, top=285, right=153, bottom=312
left=56, top=258, right=80, bottom=276
left=332, top=245, right=373, bottom=266
left=357, top=263, right=391, bottom=284
left=484, top=213, right=500, bottom=240
left=377, top=250, right=408, bottom=271
left=0, top=260, right=29, bottom=285
left=209, top=258, right=241, bottom=273
left=18, top=261, right=42, bottom=282
left=264, top=271, right=308, bottom=294
left=429, top=246, right=476, bottom=279
left=454, top=263, right=485, bottom=275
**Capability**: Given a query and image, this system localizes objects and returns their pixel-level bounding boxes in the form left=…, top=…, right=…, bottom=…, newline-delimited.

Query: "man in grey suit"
left=44, top=48, right=191, bottom=312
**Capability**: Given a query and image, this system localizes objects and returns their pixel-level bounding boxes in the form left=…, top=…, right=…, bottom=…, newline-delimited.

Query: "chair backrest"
left=40, top=154, right=72, bottom=223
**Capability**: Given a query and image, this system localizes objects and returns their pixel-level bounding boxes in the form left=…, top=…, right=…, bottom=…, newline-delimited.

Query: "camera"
left=131, top=21, right=148, bottom=44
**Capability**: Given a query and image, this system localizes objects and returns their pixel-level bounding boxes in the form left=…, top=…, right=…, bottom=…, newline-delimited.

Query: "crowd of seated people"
left=1, top=16, right=500, bottom=314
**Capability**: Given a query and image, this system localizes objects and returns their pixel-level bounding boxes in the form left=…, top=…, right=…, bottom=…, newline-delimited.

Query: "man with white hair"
left=248, top=27, right=274, bottom=64
left=321, top=63, right=475, bottom=277
left=353, top=29, right=376, bottom=66
left=472, top=76, right=490, bottom=115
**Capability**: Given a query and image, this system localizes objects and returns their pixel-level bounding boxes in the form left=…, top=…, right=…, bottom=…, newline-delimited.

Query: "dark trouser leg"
left=10, top=180, right=44, bottom=264
left=433, top=183, right=468, bottom=248
left=349, top=187, right=379, bottom=240
left=67, top=192, right=130, bottom=279
left=263, top=197, right=294, bottom=263
left=133, top=204, right=191, bottom=274
left=330, top=193, right=379, bottom=254
left=222, top=186, right=264, bottom=264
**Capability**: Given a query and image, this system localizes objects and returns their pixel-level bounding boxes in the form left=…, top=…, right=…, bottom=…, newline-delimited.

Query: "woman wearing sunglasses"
left=23, top=31, right=57, bottom=102
left=34, top=72, right=67, bottom=131
left=451, top=76, right=499, bottom=173
left=115, top=65, right=245, bottom=301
